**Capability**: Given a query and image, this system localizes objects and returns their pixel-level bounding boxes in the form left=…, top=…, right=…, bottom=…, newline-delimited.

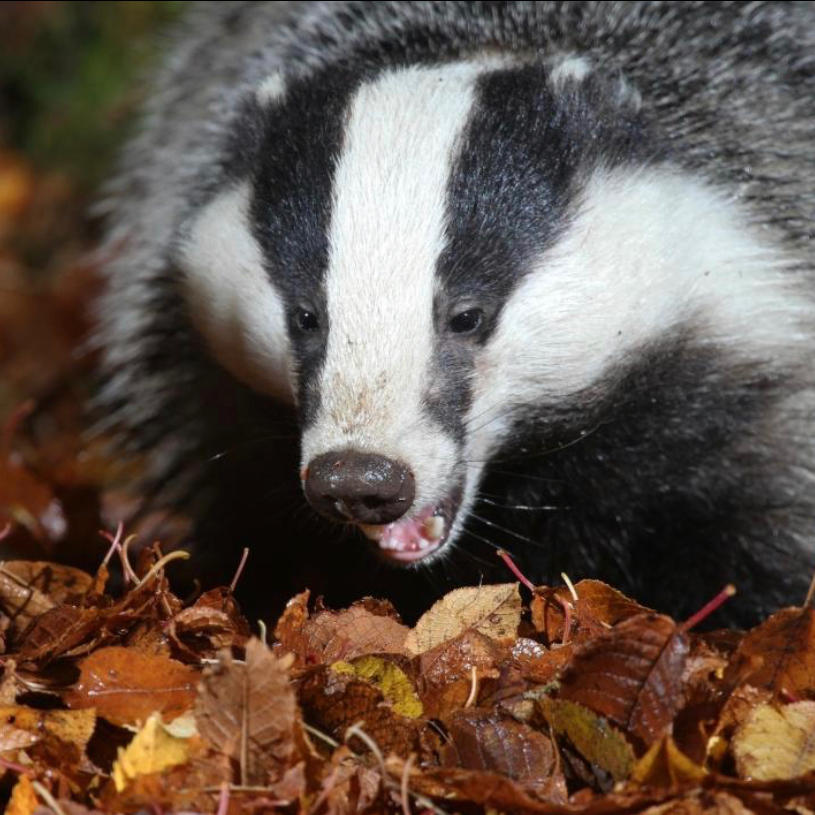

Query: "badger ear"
left=548, top=54, right=594, bottom=88
left=548, top=54, right=641, bottom=112
left=255, top=71, right=287, bottom=105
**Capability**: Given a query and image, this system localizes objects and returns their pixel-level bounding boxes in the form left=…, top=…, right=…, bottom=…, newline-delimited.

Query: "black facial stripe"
left=426, top=61, right=656, bottom=443
left=248, top=68, right=363, bottom=426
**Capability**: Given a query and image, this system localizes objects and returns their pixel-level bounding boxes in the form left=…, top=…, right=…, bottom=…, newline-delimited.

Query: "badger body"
left=96, top=1, right=815, bottom=625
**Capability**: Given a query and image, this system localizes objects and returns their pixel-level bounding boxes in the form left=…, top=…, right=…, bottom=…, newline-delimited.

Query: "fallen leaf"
left=276, top=593, right=410, bottom=668
left=557, top=613, right=690, bottom=746
left=730, top=607, right=815, bottom=699
left=112, top=712, right=193, bottom=792
left=65, top=646, right=197, bottom=726
left=417, top=629, right=506, bottom=717
left=6, top=774, right=38, bottom=815
left=405, top=583, right=521, bottom=655
left=631, top=736, right=707, bottom=786
left=332, top=656, right=423, bottom=718
left=442, top=708, right=561, bottom=799
left=299, top=664, right=424, bottom=759
left=195, top=637, right=299, bottom=785
left=541, top=698, right=636, bottom=782
left=0, top=705, right=96, bottom=753
left=732, top=701, right=815, bottom=781
left=532, top=579, right=648, bottom=644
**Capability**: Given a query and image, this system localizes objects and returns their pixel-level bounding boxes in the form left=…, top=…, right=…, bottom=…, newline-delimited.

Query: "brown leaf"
left=558, top=613, right=690, bottom=746
left=405, top=583, right=521, bottom=655
left=732, top=701, right=815, bottom=781
left=169, top=587, right=250, bottom=660
left=299, top=664, right=424, bottom=760
left=276, top=592, right=410, bottom=669
left=195, top=637, right=299, bottom=785
left=0, top=561, right=57, bottom=635
left=1, top=560, right=93, bottom=604
left=532, top=579, right=648, bottom=644
left=397, top=761, right=568, bottom=810
left=730, top=607, right=815, bottom=699
left=6, top=774, right=38, bottom=815
left=0, top=705, right=96, bottom=755
left=417, top=629, right=506, bottom=718
left=442, top=709, right=561, bottom=799
left=65, top=646, right=197, bottom=726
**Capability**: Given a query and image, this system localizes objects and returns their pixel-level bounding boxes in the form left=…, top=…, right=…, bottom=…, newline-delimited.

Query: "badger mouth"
left=358, top=485, right=463, bottom=564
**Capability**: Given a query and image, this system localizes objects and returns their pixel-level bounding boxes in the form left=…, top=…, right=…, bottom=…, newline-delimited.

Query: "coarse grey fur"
left=94, top=1, right=815, bottom=625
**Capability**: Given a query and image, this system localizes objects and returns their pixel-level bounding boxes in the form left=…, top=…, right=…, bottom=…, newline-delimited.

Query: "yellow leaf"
left=732, top=701, right=815, bottom=781
left=631, top=736, right=707, bottom=786
left=112, top=713, right=192, bottom=792
left=540, top=698, right=635, bottom=782
left=331, top=656, right=423, bottom=718
left=0, top=706, right=95, bottom=752
left=5, top=774, right=37, bottom=815
left=405, top=584, right=521, bottom=655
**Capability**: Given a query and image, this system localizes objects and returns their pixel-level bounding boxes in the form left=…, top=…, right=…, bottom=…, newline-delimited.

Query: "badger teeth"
left=423, top=515, right=445, bottom=541
left=360, top=524, right=384, bottom=541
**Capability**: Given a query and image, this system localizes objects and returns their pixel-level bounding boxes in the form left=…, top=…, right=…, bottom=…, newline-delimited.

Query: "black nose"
left=303, top=450, right=415, bottom=524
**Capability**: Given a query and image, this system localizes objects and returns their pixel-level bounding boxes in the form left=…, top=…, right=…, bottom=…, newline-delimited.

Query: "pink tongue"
left=376, top=510, right=442, bottom=562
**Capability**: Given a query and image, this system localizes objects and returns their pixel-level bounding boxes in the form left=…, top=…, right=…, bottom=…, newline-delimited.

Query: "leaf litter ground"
left=0, top=523, right=813, bottom=813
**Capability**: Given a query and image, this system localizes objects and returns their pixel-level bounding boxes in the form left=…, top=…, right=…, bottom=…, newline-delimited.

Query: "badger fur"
left=95, top=1, right=815, bottom=626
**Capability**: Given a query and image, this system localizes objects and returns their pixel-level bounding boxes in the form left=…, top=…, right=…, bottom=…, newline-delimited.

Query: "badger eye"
left=448, top=308, right=484, bottom=335
left=295, top=308, right=320, bottom=332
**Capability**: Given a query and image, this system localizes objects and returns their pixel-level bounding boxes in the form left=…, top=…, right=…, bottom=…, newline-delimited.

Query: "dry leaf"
left=732, top=701, right=815, bottom=781
left=112, top=712, right=193, bottom=792
left=730, top=608, right=815, bottom=699
left=405, top=583, right=521, bottom=655
left=195, top=637, right=299, bottom=784
left=6, top=774, right=38, bottom=815
left=532, top=579, right=648, bottom=644
left=276, top=594, right=410, bottom=668
left=0, top=705, right=96, bottom=753
left=631, top=736, right=707, bottom=786
left=65, top=646, right=197, bottom=726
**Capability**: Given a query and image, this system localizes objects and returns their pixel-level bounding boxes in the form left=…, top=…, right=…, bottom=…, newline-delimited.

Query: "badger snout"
left=304, top=450, right=415, bottom=525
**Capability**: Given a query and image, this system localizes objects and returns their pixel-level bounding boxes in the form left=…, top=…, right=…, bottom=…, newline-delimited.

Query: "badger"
left=94, top=1, right=815, bottom=626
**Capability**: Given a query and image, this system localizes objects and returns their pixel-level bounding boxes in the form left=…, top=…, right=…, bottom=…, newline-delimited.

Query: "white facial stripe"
left=302, top=62, right=490, bottom=508
left=178, top=182, right=294, bottom=401
left=466, top=167, right=804, bottom=463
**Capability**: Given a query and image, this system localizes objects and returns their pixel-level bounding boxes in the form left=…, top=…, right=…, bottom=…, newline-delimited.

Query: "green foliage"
left=0, top=2, right=185, bottom=190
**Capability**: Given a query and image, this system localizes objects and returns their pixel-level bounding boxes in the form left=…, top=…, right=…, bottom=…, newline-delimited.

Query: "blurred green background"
left=1, top=1, right=185, bottom=194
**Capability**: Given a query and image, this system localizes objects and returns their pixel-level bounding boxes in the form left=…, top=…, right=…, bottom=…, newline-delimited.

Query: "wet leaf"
left=0, top=705, right=96, bottom=754
left=405, top=583, right=521, bottom=655
left=557, top=613, right=690, bottom=746
left=299, top=664, right=424, bottom=759
left=65, top=646, right=197, bottom=726
left=442, top=709, right=561, bottom=799
left=541, top=698, right=636, bottom=782
left=732, top=701, right=815, bottom=781
left=332, top=656, right=423, bottom=718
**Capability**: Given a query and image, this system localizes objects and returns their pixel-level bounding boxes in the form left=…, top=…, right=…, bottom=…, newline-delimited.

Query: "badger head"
left=178, top=56, right=795, bottom=567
